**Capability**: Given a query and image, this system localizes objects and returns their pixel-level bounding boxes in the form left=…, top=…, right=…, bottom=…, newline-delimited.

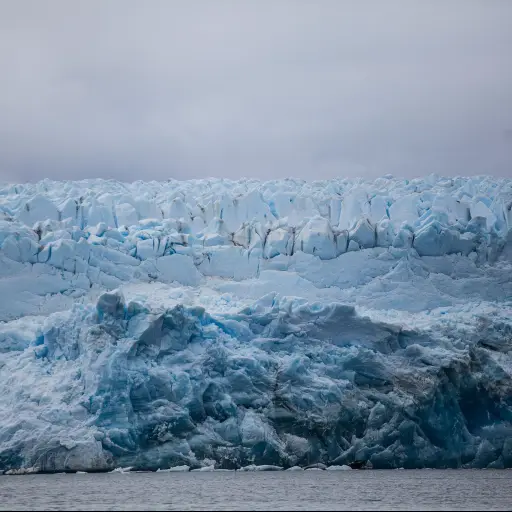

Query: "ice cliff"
left=0, top=175, right=511, bottom=472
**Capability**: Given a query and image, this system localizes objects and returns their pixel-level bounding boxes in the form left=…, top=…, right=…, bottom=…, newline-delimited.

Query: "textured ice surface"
left=0, top=176, right=511, bottom=472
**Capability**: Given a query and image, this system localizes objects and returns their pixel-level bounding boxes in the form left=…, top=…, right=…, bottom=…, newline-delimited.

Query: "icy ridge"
left=0, top=175, right=511, bottom=471
left=1, top=175, right=511, bottom=267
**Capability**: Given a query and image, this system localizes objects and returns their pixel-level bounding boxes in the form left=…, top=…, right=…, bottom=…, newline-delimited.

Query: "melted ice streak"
left=0, top=176, right=511, bottom=472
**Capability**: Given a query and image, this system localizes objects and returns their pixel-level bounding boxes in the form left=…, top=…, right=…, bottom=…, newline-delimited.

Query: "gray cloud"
left=0, top=0, right=511, bottom=182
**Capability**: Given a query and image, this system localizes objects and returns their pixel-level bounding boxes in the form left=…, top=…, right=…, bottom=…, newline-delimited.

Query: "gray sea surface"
left=1, top=470, right=510, bottom=511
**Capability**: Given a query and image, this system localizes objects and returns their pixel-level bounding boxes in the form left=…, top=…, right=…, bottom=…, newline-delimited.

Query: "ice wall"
left=0, top=175, right=511, bottom=472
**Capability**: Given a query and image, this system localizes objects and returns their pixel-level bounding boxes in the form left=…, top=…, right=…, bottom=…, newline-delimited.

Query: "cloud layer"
left=0, top=1, right=511, bottom=182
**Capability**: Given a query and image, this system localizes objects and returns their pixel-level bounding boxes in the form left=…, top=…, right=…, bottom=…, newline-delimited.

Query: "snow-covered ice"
left=0, top=175, right=511, bottom=472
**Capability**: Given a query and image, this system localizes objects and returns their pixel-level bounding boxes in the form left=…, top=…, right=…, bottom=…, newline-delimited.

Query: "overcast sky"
left=0, top=1, right=511, bottom=183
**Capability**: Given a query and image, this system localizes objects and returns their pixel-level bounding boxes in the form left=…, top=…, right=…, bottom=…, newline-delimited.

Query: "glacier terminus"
left=0, top=175, right=511, bottom=473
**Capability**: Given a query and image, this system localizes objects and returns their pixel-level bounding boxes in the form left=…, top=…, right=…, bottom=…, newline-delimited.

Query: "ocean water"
left=1, top=470, right=510, bottom=511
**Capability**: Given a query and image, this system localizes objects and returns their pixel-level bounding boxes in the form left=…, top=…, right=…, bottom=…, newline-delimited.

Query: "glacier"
left=0, top=175, right=511, bottom=472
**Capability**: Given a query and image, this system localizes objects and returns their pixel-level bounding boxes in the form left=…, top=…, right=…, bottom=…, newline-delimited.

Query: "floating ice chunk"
left=326, top=465, right=352, bottom=471
left=191, top=465, right=215, bottom=472
left=240, top=465, right=283, bottom=471
left=109, top=466, right=133, bottom=473
left=157, top=465, right=192, bottom=472
left=305, top=463, right=327, bottom=470
left=4, top=467, right=40, bottom=475
left=286, top=466, right=304, bottom=471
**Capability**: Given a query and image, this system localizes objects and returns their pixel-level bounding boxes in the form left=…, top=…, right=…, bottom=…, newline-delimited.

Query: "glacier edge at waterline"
left=0, top=175, right=511, bottom=471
